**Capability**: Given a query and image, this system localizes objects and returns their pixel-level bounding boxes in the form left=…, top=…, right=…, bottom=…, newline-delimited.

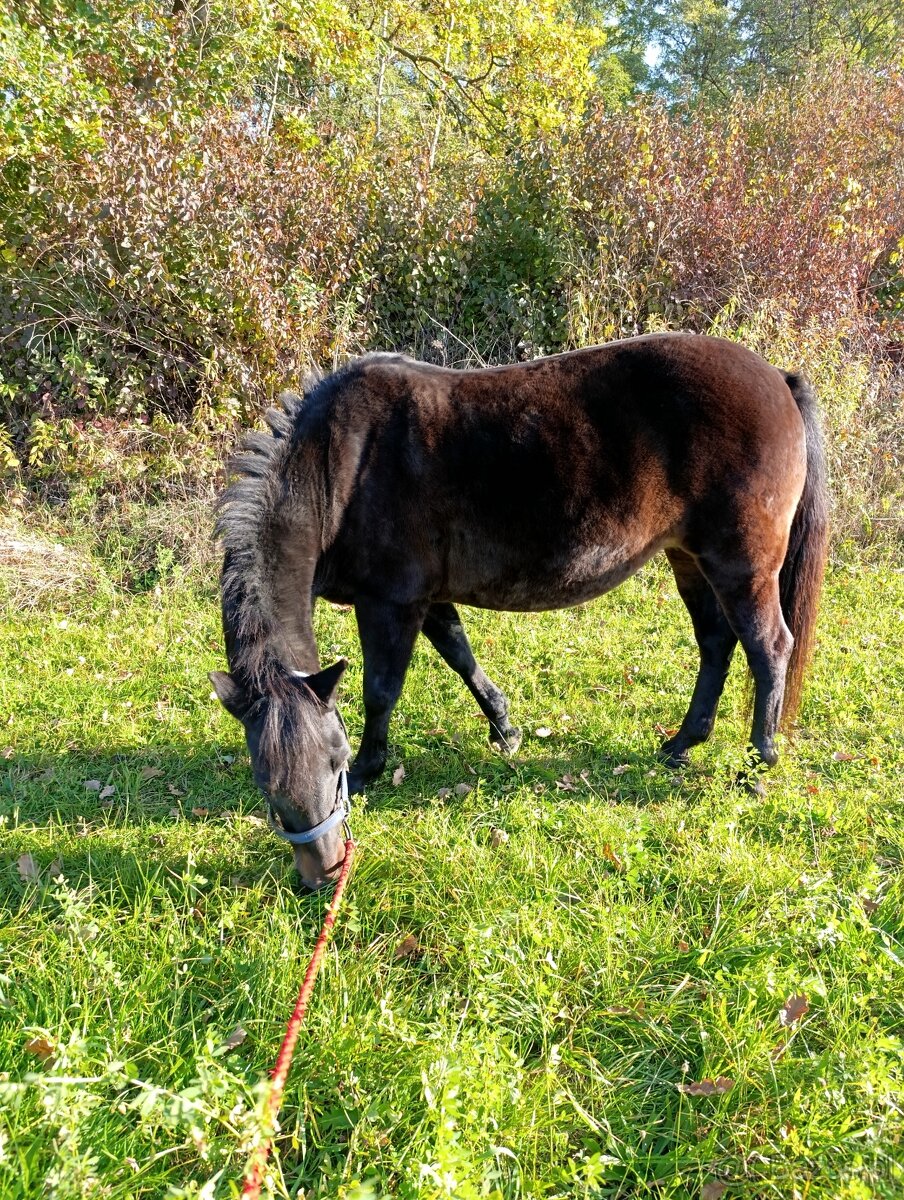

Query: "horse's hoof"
left=734, top=769, right=766, bottom=797
left=658, top=738, right=690, bottom=768
left=346, top=771, right=369, bottom=797
left=491, top=726, right=522, bottom=755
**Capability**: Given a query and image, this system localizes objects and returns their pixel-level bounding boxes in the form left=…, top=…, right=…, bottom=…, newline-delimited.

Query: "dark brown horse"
left=210, top=333, right=829, bottom=889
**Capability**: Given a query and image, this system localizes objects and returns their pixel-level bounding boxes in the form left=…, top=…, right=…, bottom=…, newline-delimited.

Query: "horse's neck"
left=225, top=513, right=323, bottom=682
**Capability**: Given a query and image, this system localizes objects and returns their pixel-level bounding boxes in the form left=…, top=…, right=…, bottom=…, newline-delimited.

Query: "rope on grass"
left=241, top=837, right=357, bottom=1199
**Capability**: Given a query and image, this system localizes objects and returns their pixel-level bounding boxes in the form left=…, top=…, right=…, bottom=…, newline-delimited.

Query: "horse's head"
left=210, top=659, right=351, bottom=890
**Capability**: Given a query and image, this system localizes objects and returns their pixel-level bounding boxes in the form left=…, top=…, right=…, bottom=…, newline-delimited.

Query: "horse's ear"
left=301, top=659, right=347, bottom=708
left=209, top=671, right=252, bottom=721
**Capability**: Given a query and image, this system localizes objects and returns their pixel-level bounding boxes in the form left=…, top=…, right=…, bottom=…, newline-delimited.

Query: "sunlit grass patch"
left=1, top=558, right=902, bottom=1198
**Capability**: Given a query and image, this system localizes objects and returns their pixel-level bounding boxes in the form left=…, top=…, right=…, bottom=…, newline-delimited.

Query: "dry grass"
left=0, top=513, right=101, bottom=610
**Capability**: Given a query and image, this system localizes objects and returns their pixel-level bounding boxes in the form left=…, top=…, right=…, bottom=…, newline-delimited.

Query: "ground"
left=1, top=550, right=902, bottom=1199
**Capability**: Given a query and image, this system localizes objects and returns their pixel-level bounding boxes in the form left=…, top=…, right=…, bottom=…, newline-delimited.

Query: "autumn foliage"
left=0, top=2, right=902, bottom=544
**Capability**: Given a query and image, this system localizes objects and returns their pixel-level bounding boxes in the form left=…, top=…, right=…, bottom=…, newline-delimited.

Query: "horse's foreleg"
left=422, top=603, right=522, bottom=753
left=349, top=600, right=426, bottom=794
left=661, top=549, right=737, bottom=766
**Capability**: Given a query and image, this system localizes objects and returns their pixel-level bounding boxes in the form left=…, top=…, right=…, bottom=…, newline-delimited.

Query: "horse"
left=210, top=333, right=829, bottom=890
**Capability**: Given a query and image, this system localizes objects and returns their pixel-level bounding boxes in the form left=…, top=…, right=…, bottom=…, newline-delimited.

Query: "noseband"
left=267, top=767, right=351, bottom=846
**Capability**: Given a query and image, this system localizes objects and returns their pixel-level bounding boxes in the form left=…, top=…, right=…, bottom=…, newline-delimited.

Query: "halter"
left=267, top=767, right=350, bottom=845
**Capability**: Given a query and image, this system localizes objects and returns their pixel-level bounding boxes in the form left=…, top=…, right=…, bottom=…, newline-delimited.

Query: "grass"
left=1, top=543, right=902, bottom=1199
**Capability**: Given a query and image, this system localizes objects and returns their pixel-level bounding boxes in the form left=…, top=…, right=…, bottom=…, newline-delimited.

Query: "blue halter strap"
left=267, top=767, right=351, bottom=846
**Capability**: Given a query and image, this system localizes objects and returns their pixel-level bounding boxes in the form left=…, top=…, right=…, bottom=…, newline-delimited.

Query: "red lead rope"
left=241, top=837, right=357, bottom=1199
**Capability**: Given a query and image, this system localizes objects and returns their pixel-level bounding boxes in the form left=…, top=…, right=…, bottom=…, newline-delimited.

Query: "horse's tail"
left=779, top=372, right=830, bottom=728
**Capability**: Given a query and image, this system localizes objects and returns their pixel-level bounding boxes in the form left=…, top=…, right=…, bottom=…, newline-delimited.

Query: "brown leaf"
left=602, top=843, right=624, bottom=870
left=701, top=1183, right=729, bottom=1200
left=83, top=780, right=102, bottom=791
left=489, top=827, right=509, bottom=848
left=191, top=807, right=209, bottom=818
left=678, top=1076, right=734, bottom=1096
left=862, top=897, right=879, bottom=916
left=779, top=994, right=809, bottom=1027
left=654, top=723, right=679, bottom=739
left=150, top=834, right=166, bottom=847
left=454, top=782, right=472, bottom=797
left=555, top=775, right=575, bottom=791
left=140, top=766, right=164, bottom=780
left=47, top=860, right=62, bottom=879
left=678, top=939, right=690, bottom=952
left=168, top=784, right=185, bottom=797
left=612, top=764, right=630, bottom=776
left=392, top=764, right=405, bottom=786
left=394, top=933, right=420, bottom=960
left=17, top=853, right=40, bottom=882
left=221, top=1026, right=247, bottom=1052
left=99, top=784, right=116, bottom=800
left=832, top=751, right=855, bottom=762
left=25, top=1035, right=56, bottom=1060
left=437, top=787, right=451, bottom=799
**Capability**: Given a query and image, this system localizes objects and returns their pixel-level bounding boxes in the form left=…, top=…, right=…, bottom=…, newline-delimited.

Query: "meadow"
left=1, top=540, right=902, bottom=1199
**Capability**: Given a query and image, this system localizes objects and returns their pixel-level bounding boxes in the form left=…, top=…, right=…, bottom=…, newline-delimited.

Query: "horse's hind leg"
left=661, top=549, right=738, bottom=766
left=701, top=559, right=793, bottom=784
left=422, top=603, right=522, bottom=753
left=349, top=599, right=426, bottom=794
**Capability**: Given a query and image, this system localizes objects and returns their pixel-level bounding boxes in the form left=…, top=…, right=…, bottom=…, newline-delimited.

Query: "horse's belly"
left=447, top=536, right=663, bottom=612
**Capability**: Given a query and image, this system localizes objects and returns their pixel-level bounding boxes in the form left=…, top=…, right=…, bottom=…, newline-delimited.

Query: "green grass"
left=1, top=553, right=902, bottom=1199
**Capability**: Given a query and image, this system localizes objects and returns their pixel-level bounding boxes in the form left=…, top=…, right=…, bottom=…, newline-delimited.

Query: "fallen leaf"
left=490, top=827, right=509, bottom=848
left=602, top=843, right=624, bottom=870
left=150, top=834, right=166, bottom=847
left=454, top=782, right=472, bottom=796
left=37, top=768, right=55, bottom=783
left=654, top=723, right=679, bottom=739
left=99, top=784, right=116, bottom=800
left=555, top=774, right=575, bottom=791
left=832, top=751, right=854, bottom=762
left=221, top=1026, right=247, bottom=1052
left=84, top=780, right=102, bottom=791
left=168, top=784, right=185, bottom=797
left=394, top=933, right=420, bottom=960
left=535, top=726, right=552, bottom=738
left=612, top=764, right=630, bottom=776
left=437, top=787, right=451, bottom=799
left=779, top=994, right=809, bottom=1027
left=806, top=784, right=820, bottom=794
left=701, top=1182, right=729, bottom=1200
left=17, top=853, right=40, bottom=882
left=678, top=940, right=690, bottom=952
left=140, top=766, right=164, bottom=780
left=678, top=1076, right=734, bottom=1096
left=191, top=807, right=209, bottom=818
left=47, top=860, right=62, bottom=879
left=392, top=764, right=405, bottom=786
left=862, top=897, right=879, bottom=916
left=25, top=1035, right=56, bottom=1060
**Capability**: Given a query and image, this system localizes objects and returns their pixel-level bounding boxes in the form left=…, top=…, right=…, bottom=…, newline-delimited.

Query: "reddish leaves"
left=779, top=994, right=810, bottom=1027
